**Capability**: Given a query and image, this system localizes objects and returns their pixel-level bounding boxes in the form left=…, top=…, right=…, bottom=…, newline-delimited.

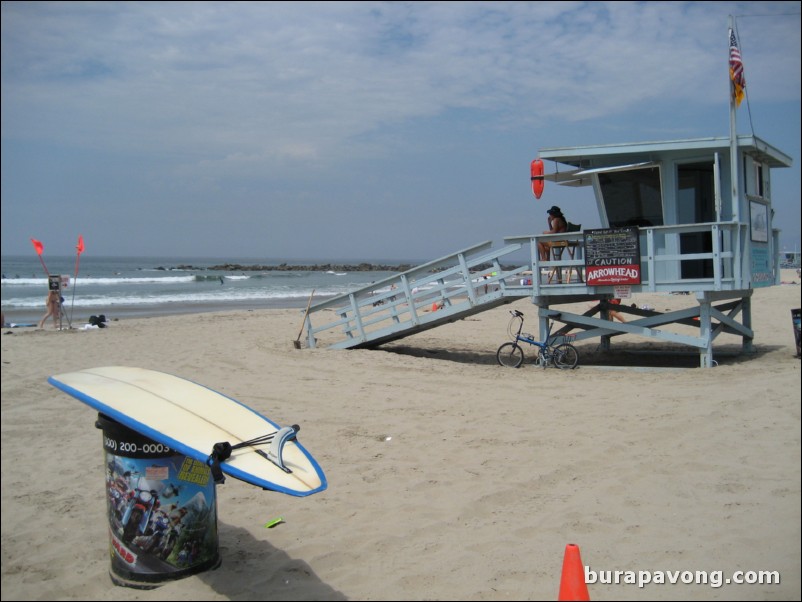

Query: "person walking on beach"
left=538, top=206, right=568, bottom=261
left=38, top=289, right=61, bottom=329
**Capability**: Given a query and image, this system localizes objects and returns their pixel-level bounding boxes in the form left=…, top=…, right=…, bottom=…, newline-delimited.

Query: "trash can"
left=96, top=414, right=221, bottom=588
left=792, top=308, right=801, bottom=358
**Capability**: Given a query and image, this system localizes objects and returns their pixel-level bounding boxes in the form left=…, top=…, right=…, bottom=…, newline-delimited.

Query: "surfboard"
left=48, top=366, right=327, bottom=497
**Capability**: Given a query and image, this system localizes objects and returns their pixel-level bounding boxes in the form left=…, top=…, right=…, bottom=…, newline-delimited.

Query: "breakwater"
left=161, top=262, right=416, bottom=272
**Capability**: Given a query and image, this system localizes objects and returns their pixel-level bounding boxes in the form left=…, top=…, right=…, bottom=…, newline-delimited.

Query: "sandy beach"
left=1, top=273, right=800, bottom=601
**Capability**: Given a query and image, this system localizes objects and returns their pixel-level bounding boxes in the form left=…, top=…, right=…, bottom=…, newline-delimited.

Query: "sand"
left=1, top=273, right=800, bottom=601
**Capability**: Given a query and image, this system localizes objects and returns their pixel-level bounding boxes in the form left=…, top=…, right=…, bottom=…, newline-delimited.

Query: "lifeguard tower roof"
left=540, top=135, right=792, bottom=188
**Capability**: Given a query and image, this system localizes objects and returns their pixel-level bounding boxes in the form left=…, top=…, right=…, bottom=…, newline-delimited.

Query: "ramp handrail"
left=304, top=240, right=526, bottom=348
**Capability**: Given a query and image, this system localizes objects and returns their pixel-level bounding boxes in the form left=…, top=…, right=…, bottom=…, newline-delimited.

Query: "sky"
left=2, top=1, right=800, bottom=262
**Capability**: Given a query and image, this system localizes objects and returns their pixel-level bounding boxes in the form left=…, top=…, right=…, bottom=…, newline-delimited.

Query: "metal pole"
left=728, top=15, right=740, bottom=225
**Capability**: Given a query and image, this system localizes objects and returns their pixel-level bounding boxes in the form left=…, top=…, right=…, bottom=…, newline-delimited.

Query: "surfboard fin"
left=207, top=424, right=300, bottom=482
left=266, top=425, right=299, bottom=473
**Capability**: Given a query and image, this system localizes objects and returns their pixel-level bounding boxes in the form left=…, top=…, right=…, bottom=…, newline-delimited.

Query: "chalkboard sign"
left=583, top=227, right=641, bottom=285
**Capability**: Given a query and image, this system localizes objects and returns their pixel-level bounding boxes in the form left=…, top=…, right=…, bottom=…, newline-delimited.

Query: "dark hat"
left=547, top=206, right=563, bottom=215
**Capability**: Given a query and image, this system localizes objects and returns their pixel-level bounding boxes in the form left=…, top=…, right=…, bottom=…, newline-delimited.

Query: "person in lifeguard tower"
left=538, top=206, right=568, bottom=261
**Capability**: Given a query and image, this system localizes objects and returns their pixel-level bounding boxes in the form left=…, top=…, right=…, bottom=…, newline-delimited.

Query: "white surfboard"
left=48, top=366, right=327, bottom=497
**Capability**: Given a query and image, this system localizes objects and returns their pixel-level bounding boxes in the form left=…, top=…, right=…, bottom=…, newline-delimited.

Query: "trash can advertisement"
left=98, top=415, right=220, bottom=587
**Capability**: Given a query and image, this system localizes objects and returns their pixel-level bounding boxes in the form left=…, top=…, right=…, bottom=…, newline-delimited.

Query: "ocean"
left=1, top=255, right=416, bottom=326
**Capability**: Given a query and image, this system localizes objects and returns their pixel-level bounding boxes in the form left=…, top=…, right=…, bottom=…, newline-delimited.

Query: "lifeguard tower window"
left=678, top=162, right=715, bottom=278
left=746, top=157, right=766, bottom=198
left=598, top=167, right=663, bottom=228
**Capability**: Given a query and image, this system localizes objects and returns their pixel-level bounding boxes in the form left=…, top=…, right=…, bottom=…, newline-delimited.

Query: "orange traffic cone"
left=558, top=543, right=590, bottom=601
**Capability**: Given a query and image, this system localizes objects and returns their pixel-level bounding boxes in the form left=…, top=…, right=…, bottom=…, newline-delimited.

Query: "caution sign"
left=584, top=227, right=642, bottom=286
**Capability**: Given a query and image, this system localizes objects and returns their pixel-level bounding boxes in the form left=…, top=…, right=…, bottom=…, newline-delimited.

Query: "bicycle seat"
left=511, top=310, right=524, bottom=317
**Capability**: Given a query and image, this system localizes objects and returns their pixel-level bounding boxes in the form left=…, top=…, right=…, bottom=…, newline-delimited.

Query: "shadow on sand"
left=197, top=522, right=346, bottom=601
left=382, top=341, right=786, bottom=370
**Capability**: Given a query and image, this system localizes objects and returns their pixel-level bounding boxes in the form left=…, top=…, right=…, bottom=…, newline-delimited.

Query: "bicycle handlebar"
left=510, top=309, right=561, bottom=320
left=509, top=309, right=563, bottom=323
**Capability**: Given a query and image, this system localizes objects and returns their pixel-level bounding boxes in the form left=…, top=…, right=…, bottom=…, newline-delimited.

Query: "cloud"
left=4, top=2, right=798, bottom=164
left=1, top=1, right=800, bottom=257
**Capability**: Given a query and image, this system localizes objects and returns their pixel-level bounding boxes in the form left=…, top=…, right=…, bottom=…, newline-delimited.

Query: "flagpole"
left=37, top=254, right=49, bottom=276
left=69, top=262, right=78, bottom=328
left=728, top=15, right=740, bottom=226
left=69, top=235, right=84, bottom=329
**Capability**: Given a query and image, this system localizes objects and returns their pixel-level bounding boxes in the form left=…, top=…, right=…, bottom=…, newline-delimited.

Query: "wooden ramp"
left=303, top=241, right=529, bottom=349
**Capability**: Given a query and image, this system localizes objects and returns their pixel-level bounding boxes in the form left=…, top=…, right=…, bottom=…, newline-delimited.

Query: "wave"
left=0, top=288, right=351, bottom=309
left=0, top=273, right=326, bottom=286
left=194, top=275, right=226, bottom=282
left=1, top=274, right=254, bottom=287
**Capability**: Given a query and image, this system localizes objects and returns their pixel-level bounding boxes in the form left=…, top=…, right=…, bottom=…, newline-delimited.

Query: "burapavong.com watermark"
left=585, top=567, right=781, bottom=589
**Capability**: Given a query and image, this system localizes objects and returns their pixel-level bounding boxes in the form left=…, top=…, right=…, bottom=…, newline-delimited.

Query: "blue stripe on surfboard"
left=47, top=374, right=327, bottom=497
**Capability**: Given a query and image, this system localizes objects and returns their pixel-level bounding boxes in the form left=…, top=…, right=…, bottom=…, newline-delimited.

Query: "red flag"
left=729, top=28, right=746, bottom=108
left=31, top=238, right=50, bottom=275
left=76, top=235, right=85, bottom=255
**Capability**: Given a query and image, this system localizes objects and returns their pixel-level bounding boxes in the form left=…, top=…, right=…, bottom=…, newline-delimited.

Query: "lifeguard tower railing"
left=303, top=241, right=530, bottom=349
left=505, top=220, right=752, bottom=296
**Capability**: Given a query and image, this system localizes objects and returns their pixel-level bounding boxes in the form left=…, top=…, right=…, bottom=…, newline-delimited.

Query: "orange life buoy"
left=530, top=159, right=544, bottom=199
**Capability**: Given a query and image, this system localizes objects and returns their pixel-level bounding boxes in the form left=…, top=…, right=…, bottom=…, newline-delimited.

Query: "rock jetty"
left=158, top=262, right=416, bottom=273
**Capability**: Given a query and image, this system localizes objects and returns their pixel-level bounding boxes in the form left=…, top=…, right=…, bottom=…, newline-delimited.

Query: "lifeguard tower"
left=301, top=132, right=792, bottom=367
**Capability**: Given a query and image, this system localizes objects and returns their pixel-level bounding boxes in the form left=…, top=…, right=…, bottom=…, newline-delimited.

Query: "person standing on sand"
left=38, top=289, right=61, bottom=329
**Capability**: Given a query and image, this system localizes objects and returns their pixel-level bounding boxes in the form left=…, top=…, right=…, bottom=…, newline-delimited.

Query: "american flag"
left=729, top=28, right=746, bottom=107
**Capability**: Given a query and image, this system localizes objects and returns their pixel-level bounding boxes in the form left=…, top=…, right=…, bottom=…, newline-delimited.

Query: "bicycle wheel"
left=496, top=342, right=525, bottom=368
left=552, top=343, right=579, bottom=369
